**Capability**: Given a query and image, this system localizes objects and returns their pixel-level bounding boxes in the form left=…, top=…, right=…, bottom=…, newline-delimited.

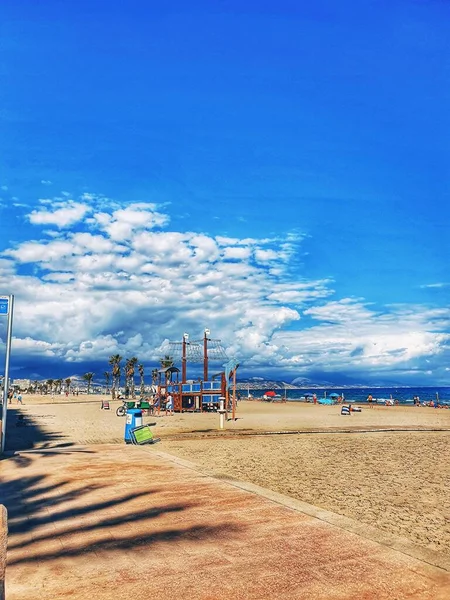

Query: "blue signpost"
left=1, top=295, right=14, bottom=453
left=0, top=297, right=8, bottom=315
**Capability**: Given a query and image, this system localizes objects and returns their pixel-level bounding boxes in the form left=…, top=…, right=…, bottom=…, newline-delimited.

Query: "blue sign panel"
left=0, top=297, right=9, bottom=315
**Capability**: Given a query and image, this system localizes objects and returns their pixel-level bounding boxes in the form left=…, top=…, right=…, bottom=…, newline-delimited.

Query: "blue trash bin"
left=124, top=408, right=143, bottom=444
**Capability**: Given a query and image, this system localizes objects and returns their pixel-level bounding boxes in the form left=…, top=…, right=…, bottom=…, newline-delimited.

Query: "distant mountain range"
left=236, top=377, right=414, bottom=390
left=236, top=380, right=298, bottom=391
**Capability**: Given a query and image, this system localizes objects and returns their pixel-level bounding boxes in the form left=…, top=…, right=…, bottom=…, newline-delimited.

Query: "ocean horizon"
left=243, top=386, right=450, bottom=405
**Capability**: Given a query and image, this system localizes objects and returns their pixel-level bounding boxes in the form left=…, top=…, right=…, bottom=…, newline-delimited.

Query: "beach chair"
left=130, top=425, right=160, bottom=445
left=341, top=405, right=351, bottom=415
left=101, top=399, right=110, bottom=410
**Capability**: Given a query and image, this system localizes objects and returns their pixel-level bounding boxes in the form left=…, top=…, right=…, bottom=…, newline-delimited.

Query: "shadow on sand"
left=1, top=407, right=244, bottom=570
left=3, top=407, right=69, bottom=452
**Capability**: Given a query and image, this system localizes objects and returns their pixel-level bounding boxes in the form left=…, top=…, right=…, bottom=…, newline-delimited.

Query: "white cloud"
left=420, top=282, right=449, bottom=289
left=28, top=201, right=91, bottom=228
left=0, top=258, right=16, bottom=275
left=222, top=246, right=252, bottom=260
left=91, top=203, right=169, bottom=241
left=40, top=180, right=52, bottom=185
left=271, top=299, right=450, bottom=375
left=254, top=248, right=280, bottom=263
left=2, top=192, right=449, bottom=382
left=2, top=195, right=314, bottom=367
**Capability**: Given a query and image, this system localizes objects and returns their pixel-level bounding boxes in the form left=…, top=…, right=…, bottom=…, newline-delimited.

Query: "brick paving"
left=2, top=444, right=449, bottom=600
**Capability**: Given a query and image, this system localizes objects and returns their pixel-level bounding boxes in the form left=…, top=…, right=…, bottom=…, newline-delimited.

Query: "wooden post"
left=182, top=335, right=187, bottom=384
left=221, top=373, right=227, bottom=419
left=225, top=388, right=229, bottom=420
left=0, top=505, right=7, bottom=600
left=232, top=368, right=237, bottom=420
left=203, top=331, right=209, bottom=382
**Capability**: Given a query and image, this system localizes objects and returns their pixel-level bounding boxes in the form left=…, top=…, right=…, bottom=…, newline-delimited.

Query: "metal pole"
left=1, top=295, right=14, bottom=453
left=218, top=397, right=225, bottom=430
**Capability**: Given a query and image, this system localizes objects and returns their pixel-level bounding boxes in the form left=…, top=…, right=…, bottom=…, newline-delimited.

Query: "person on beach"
left=153, top=393, right=161, bottom=415
left=165, top=393, right=174, bottom=416
left=17, top=393, right=23, bottom=405
left=367, top=394, right=374, bottom=408
left=313, top=393, right=317, bottom=405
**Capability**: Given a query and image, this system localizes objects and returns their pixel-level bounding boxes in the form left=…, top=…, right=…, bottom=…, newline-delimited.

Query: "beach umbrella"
left=265, top=391, right=277, bottom=397
left=329, top=393, right=340, bottom=398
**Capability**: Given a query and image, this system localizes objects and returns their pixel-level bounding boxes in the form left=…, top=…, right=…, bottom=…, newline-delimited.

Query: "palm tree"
left=82, top=372, right=95, bottom=394
left=104, top=371, right=110, bottom=393
left=125, top=357, right=138, bottom=398
left=109, top=354, right=122, bottom=397
left=160, top=354, right=174, bottom=384
left=138, top=364, right=145, bottom=398
left=65, top=378, right=71, bottom=394
left=151, top=368, right=159, bottom=386
left=55, top=379, right=63, bottom=394
left=46, top=379, right=54, bottom=395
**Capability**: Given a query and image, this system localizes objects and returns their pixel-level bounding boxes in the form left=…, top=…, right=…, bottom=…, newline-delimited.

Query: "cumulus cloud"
left=2, top=191, right=449, bottom=383
left=90, top=203, right=169, bottom=241
left=1, top=193, right=321, bottom=368
left=28, top=200, right=91, bottom=227
left=271, top=299, right=450, bottom=379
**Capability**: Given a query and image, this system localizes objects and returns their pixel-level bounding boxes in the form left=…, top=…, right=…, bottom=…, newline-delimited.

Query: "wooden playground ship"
left=156, top=329, right=239, bottom=417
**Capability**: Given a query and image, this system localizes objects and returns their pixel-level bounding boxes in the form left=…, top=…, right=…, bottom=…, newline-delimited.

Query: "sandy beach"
left=164, top=431, right=450, bottom=555
left=5, top=395, right=450, bottom=557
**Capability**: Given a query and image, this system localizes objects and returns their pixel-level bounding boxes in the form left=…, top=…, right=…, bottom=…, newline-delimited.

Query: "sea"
left=245, top=387, right=450, bottom=406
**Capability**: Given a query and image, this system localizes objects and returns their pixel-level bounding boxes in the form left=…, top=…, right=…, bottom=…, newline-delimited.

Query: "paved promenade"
left=2, top=443, right=449, bottom=600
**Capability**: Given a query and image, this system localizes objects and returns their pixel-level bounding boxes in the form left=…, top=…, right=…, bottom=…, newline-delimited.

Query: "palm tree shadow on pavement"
left=2, top=411, right=246, bottom=575
left=3, top=460, right=244, bottom=569
left=4, top=407, right=69, bottom=452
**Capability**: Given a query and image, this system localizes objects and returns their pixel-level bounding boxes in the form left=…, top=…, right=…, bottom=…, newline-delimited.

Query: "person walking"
left=367, top=394, right=374, bottom=408
left=17, top=393, right=23, bottom=405
left=165, top=393, right=174, bottom=416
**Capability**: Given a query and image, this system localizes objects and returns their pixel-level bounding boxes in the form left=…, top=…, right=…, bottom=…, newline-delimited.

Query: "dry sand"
left=5, top=395, right=450, bottom=557
left=164, top=431, right=450, bottom=555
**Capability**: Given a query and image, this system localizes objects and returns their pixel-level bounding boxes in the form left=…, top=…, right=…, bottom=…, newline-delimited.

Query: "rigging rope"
left=164, top=339, right=229, bottom=363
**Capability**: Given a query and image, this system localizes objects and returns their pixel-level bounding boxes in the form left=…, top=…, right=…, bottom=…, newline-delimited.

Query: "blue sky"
left=0, top=0, right=449, bottom=384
